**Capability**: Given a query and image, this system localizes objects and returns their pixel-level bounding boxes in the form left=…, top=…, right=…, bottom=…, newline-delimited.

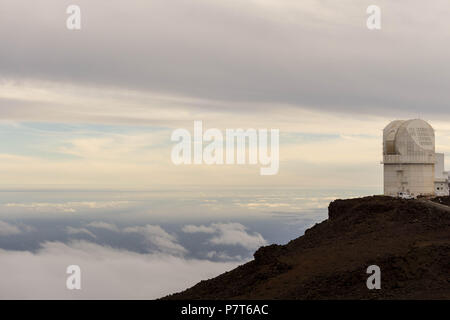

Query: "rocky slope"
left=164, top=196, right=450, bottom=299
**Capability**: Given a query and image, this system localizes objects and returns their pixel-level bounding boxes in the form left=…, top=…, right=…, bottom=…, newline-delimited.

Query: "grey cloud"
left=1, top=1, right=450, bottom=118
left=0, top=220, right=21, bottom=236
left=66, top=226, right=97, bottom=239
left=0, top=220, right=35, bottom=236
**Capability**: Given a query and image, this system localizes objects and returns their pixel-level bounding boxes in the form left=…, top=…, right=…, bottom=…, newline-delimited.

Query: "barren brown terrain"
left=164, top=196, right=450, bottom=300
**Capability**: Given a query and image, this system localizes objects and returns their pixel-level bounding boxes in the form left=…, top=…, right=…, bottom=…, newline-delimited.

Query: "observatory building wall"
left=435, top=153, right=450, bottom=196
left=384, top=163, right=435, bottom=197
left=383, top=119, right=437, bottom=197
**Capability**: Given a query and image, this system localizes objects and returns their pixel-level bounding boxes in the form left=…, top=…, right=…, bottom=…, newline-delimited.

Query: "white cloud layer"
left=4, top=201, right=131, bottom=213
left=0, top=241, right=242, bottom=299
left=86, top=221, right=120, bottom=232
left=124, top=225, right=187, bottom=256
left=183, top=222, right=267, bottom=250
left=182, top=224, right=216, bottom=234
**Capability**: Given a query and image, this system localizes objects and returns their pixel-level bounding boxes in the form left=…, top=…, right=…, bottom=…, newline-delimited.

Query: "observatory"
left=382, top=119, right=449, bottom=197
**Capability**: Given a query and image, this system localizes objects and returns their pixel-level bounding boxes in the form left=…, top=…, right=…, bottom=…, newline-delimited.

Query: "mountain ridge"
left=164, top=196, right=450, bottom=300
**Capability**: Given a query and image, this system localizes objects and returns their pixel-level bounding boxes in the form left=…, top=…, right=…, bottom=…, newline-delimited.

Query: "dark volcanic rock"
left=164, top=196, right=450, bottom=300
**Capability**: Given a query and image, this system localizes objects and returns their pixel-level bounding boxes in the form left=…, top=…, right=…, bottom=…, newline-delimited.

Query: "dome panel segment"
left=383, top=120, right=405, bottom=155
left=404, top=119, right=434, bottom=152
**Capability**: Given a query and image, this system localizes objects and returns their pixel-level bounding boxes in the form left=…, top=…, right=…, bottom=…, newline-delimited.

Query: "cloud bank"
left=0, top=241, right=241, bottom=299
left=124, top=225, right=188, bottom=256
left=183, top=222, right=267, bottom=250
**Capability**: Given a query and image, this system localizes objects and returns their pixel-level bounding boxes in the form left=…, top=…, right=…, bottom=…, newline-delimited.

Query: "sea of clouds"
left=0, top=219, right=268, bottom=299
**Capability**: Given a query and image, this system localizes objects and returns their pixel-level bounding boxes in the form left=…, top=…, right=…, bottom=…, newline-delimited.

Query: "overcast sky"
left=2, top=0, right=450, bottom=300
left=1, top=0, right=450, bottom=188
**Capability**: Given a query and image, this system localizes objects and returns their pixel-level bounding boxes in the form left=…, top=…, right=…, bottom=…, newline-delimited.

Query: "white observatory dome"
left=383, top=119, right=435, bottom=157
left=382, top=119, right=437, bottom=197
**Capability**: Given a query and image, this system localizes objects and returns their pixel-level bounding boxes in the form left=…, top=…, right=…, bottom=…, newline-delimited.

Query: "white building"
left=435, top=153, right=449, bottom=196
left=382, top=119, right=449, bottom=197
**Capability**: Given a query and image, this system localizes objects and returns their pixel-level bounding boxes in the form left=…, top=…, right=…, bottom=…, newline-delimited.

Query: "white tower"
left=382, top=119, right=436, bottom=197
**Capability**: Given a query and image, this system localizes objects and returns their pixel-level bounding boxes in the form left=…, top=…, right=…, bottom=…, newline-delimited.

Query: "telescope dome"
left=383, top=119, right=435, bottom=156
